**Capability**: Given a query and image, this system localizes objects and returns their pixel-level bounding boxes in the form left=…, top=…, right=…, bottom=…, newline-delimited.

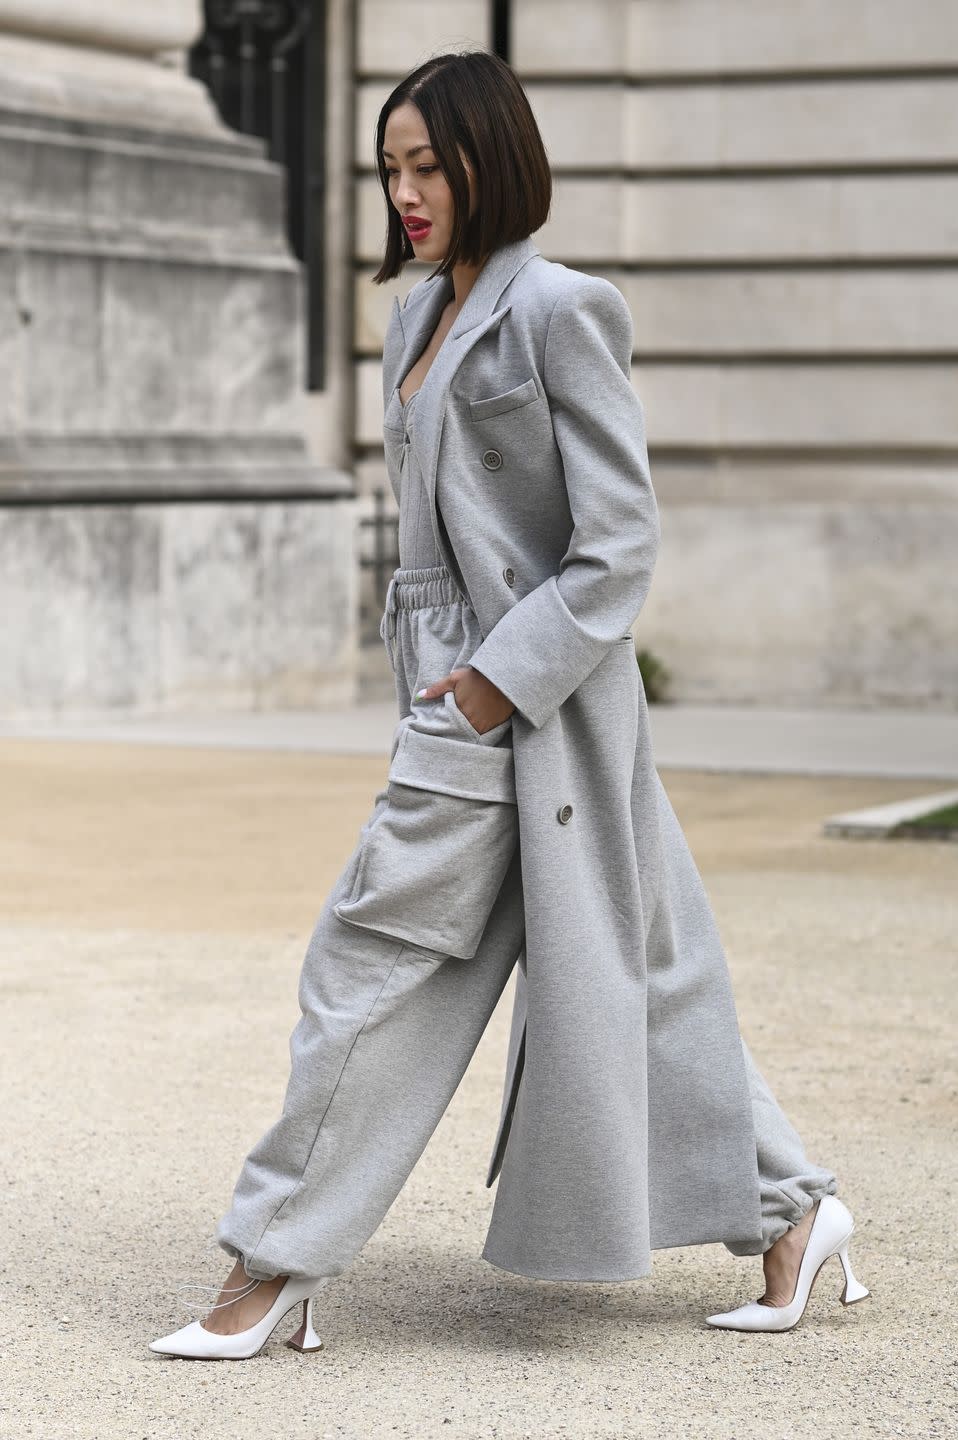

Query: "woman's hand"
left=416, top=665, right=515, bottom=735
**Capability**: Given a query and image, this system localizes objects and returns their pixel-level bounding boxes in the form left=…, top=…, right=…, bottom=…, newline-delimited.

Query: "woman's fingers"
left=416, top=665, right=475, bottom=701
left=415, top=667, right=514, bottom=730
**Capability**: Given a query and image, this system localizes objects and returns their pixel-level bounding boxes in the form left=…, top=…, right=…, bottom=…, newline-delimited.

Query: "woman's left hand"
left=416, top=665, right=515, bottom=735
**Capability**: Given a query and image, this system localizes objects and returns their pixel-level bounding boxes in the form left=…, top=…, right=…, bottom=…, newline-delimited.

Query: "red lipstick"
left=403, top=216, right=432, bottom=239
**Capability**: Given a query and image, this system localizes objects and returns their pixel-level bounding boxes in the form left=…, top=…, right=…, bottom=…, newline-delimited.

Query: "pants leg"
left=214, top=564, right=524, bottom=1281
left=725, top=1036, right=839, bottom=1256
left=214, top=799, right=525, bottom=1283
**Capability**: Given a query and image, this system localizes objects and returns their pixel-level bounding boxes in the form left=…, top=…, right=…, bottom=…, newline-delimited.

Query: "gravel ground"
left=1, top=739, right=955, bottom=1440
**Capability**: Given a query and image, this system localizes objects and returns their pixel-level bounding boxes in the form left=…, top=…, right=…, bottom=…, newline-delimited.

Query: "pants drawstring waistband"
left=380, top=572, right=398, bottom=669
left=380, top=565, right=467, bottom=673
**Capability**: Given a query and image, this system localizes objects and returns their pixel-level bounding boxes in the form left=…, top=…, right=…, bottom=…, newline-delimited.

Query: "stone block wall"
left=355, top=0, right=958, bottom=709
left=1, top=1, right=356, bottom=717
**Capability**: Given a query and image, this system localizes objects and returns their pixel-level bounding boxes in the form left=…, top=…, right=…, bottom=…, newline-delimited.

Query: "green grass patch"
left=891, top=801, right=958, bottom=839
left=634, top=646, right=671, bottom=704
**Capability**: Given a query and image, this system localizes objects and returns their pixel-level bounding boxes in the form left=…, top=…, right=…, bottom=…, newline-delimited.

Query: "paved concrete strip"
left=647, top=704, right=958, bottom=781
left=0, top=703, right=401, bottom=756
left=824, top=786, right=958, bottom=838
left=3, top=700, right=958, bottom=778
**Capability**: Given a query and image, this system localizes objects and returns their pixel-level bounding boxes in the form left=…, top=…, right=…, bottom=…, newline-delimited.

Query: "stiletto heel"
left=149, top=1273, right=329, bottom=1360
left=706, top=1195, right=871, bottom=1332
left=836, top=1241, right=870, bottom=1305
left=286, top=1294, right=324, bottom=1352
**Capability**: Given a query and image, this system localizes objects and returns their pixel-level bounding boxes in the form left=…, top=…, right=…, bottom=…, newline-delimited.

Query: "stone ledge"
left=0, top=229, right=299, bottom=269
left=0, top=472, right=356, bottom=504
left=0, top=1, right=200, bottom=57
left=0, top=437, right=355, bottom=504
left=0, top=31, right=224, bottom=138
left=824, top=788, right=958, bottom=838
left=0, top=115, right=289, bottom=260
left=0, top=433, right=313, bottom=465
left=0, top=101, right=263, bottom=158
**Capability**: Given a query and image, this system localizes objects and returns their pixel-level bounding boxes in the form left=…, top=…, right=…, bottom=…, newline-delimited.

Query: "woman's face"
left=382, top=101, right=476, bottom=263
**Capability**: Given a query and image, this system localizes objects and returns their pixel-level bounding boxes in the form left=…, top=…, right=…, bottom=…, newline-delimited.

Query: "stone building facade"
left=357, top=0, right=958, bottom=710
left=3, top=1, right=956, bottom=715
left=0, top=1, right=355, bottom=716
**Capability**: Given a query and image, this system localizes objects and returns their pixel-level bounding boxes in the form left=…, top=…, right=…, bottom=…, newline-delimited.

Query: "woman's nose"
left=395, top=174, right=421, bottom=207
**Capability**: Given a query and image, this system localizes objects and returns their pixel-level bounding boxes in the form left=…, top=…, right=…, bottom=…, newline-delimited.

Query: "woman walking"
left=149, top=50, right=869, bottom=1361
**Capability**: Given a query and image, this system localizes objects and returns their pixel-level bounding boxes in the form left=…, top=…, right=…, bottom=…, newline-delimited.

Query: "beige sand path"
left=1, top=740, right=955, bottom=1439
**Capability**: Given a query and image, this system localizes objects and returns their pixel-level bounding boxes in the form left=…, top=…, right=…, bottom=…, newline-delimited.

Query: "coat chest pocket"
left=468, top=376, right=539, bottom=422
left=333, top=725, right=518, bottom=960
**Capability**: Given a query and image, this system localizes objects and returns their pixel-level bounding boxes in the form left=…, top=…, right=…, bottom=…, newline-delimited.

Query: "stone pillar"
left=0, top=0, right=357, bottom=716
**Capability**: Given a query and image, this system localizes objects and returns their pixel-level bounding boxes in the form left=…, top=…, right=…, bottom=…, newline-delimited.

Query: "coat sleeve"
left=466, top=274, right=660, bottom=730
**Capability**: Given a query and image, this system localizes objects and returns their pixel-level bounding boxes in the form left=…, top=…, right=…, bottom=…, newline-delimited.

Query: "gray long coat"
left=380, top=234, right=765, bottom=1281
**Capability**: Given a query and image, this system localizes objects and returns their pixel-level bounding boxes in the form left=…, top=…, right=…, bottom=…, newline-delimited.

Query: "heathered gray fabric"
left=336, top=569, right=517, bottom=962
left=216, top=233, right=838, bottom=1287
left=391, top=387, right=442, bottom=569
left=730, top=1037, right=838, bottom=1255
left=213, top=564, right=836, bottom=1284
left=380, top=234, right=837, bottom=1280
left=215, top=563, right=528, bottom=1281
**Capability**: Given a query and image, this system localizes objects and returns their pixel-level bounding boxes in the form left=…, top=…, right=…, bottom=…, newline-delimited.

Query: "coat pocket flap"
left=389, top=724, right=516, bottom=804
left=468, top=376, right=539, bottom=422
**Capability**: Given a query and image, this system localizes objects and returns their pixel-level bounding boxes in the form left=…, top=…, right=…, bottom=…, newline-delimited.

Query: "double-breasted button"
left=482, top=449, right=502, bottom=470
left=502, top=566, right=515, bottom=586
left=557, top=803, right=573, bottom=824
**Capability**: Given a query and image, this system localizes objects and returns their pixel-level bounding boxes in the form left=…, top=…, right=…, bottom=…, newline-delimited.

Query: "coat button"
left=503, top=566, right=515, bottom=586
left=482, top=449, right=502, bottom=470
left=557, top=803, right=573, bottom=824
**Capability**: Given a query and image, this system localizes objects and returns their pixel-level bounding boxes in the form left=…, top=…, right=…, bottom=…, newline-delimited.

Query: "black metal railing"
left=360, top=486, right=400, bottom=645
left=188, top=0, right=327, bottom=389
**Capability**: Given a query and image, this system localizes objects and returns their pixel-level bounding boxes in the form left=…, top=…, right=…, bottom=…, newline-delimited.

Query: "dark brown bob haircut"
left=372, top=49, right=552, bottom=284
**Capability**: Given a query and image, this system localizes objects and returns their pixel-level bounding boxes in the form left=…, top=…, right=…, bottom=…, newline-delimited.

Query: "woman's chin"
left=411, top=236, right=444, bottom=260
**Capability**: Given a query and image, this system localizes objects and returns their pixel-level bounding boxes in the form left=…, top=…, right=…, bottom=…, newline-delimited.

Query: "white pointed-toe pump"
left=149, top=1272, right=329, bottom=1360
left=706, top=1194, right=870, bottom=1333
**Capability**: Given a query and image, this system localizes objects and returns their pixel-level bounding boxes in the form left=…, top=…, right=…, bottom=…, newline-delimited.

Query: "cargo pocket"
left=332, top=724, right=518, bottom=960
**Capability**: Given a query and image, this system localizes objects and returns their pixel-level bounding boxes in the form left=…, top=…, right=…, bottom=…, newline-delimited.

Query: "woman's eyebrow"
left=381, top=144, right=434, bottom=159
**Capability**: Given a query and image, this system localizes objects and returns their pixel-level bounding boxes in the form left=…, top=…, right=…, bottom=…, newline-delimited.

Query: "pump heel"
left=837, top=1241, right=870, bottom=1306
left=148, top=1273, right=329, bottom=1360
left=706, top=1195, right=871, bottom=1332
left=287, top=1293, right=324, bottom=1352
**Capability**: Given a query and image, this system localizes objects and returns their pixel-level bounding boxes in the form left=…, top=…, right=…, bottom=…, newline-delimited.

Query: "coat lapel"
left=384, top=235, right=541, bottom=574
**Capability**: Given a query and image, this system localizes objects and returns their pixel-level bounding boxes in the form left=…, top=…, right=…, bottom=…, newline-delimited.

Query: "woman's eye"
left=385, top=165, right=438, bottom=177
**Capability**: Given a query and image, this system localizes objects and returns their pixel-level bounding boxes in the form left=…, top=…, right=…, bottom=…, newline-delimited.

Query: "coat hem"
left=481, top=1251, right=654, bottom=1284
left=650, top=1229, right=765, bottom=1256
left=481, top=1218, right=767, bottom=1282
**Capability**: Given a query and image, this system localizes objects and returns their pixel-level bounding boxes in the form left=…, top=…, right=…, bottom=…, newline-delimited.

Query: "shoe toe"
left=148, top=1321, right=205, bottom=1355
left=706, top=1304, right=750, bottom=1328
left=707, top=1299, right=795, bottom=1332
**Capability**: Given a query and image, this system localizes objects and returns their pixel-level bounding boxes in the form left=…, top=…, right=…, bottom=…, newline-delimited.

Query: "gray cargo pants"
left=214, top=565, right=836, bottom=1281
